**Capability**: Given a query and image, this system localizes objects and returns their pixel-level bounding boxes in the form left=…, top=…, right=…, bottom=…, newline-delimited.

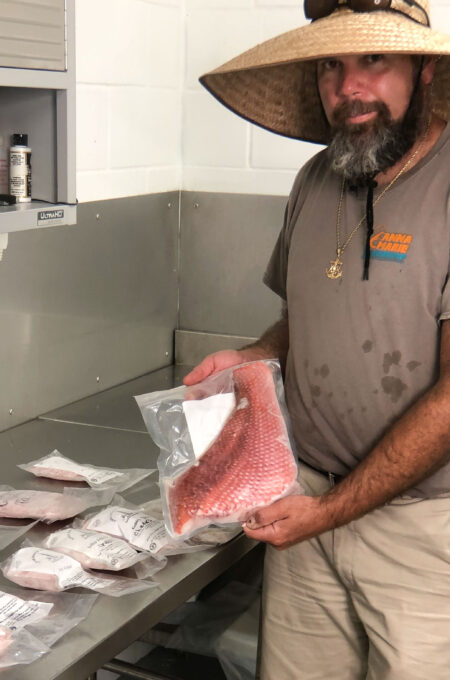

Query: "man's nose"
left=337, top=64, right=365, bottom=97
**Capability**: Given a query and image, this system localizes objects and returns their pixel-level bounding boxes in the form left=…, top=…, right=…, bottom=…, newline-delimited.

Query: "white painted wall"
left=76, top=0, right=450, bottom=202
left=182, top=0, right=320, bottom=196
left=75, top=0, right=183, bottom=203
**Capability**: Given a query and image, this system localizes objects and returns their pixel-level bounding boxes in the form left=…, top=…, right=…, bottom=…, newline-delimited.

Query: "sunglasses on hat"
left=304, top=0, right=429, bottom=26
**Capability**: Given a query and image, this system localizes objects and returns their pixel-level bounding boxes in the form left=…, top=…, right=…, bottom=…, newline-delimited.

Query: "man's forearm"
left=319, top=376, right=450, bottom=529
left=241, top=307, right=289, bottom=371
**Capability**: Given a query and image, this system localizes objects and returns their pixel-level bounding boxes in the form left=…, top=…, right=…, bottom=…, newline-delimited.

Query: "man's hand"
left=183, top=313, right=289, bottom=386
left=242, top=494, right=331, bottom=550
left=183, top=348, right=266, bottom=386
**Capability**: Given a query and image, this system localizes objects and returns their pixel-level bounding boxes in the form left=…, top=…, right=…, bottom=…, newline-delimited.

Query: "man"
left=185, top=1, right=450, bottom=678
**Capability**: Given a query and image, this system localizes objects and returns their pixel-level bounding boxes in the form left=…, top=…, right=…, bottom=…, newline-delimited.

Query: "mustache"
left=331, top=99, right=391, bottom=127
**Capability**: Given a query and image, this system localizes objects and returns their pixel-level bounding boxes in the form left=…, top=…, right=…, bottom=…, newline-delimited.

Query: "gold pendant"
left=326, top=256, right=343, bottom=279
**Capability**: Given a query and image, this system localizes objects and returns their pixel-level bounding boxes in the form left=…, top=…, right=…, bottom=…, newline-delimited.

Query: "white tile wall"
left=76, top=0, right=182, bottom=202
left=76, top=86, right=109, bottom=171
left=258, top=7, right=307, bottom=41
left=430, top=1, right=449, bottom=25
left=183, top=91, right=248, bottom=167
left=76, top=0, right=450, bottom=201
left=187, top=0, right=254, bottom=7
left=182, top=3, right=317, bottom=195
left=141, top=0, right=181, bottom=5
left=77, top=169, right=148, bottom=203
left=251, top=126, right=321, bottom=171
left=256, top=0, right=303, bottom=5
left=109, top=88, right=180, bottom=167
left=185, top=9, right=260, bottom=90
left=76, top=0, right=149, bottom=86
left=183, top=165, right=298, bottom=196
left=147, top=5, right=182, bottom=88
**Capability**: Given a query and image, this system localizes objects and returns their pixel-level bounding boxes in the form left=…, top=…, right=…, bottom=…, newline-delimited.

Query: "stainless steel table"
left=0, top=366, right=258, bottom=680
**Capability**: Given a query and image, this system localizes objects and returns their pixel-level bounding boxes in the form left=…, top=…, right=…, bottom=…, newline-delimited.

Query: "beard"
left=327, top=83, right=428, bottom=187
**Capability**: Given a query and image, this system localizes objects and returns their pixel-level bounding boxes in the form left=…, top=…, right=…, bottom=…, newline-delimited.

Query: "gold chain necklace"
left=325, top=121, right=431, bottom=280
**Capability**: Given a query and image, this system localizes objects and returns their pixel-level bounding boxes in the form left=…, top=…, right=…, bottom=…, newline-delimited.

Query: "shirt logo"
left=370, top=229, right=413, bottom=262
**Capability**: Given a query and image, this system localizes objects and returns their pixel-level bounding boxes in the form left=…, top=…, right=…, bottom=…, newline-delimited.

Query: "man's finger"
left=244, top=501, right=289, bottom=529
left=243, top=521, right=279, bottom=542
left=183, top=358, right=214, bottom=385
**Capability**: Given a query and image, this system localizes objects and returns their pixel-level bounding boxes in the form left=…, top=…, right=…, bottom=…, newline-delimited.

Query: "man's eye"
left=319, top=59, right=339, bottom=71
left=365, top=54, right=383, bottom=65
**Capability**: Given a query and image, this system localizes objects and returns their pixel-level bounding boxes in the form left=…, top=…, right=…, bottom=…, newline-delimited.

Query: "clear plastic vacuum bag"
left=80, top=502, right=176, bottom=557
left=0, top=588, right=97, bottom=668
left=18, top=450, right=156, bottom=492
left=135, top=360, right=299, bottom=539
left=1, top=544, right=159, bottom=597
left=43, top=527, right=156, bottom=572
left=80, top=499, right=210, bottom=558
left=0, top=624, right=49, bottom=667
left=140, top=498, right=242, bottom=547
left=0, top=519, right=39, bottom=551
left=0, top=486, right=113, bottom=523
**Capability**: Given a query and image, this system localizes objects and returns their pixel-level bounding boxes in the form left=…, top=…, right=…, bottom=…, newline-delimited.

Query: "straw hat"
left=200, top=1, right=450, bottom=144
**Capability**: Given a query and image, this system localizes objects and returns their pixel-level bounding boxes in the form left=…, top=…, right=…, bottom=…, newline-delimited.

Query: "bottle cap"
left=11, top=133, right=28, bottom=147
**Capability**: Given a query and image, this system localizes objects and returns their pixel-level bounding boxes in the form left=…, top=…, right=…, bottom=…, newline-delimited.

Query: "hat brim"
left=200, top=9, right=450, bottom=143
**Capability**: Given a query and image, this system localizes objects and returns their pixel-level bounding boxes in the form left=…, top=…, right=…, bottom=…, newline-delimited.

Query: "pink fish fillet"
left=0, top=491, right=87, bottom=521
left=29, top=466, right=85, bottom=481
left=168, top=361, right=297, bottom=536
left=3, top=567, right=61, bottom=591
left=0, top=627, right=11, bottom=656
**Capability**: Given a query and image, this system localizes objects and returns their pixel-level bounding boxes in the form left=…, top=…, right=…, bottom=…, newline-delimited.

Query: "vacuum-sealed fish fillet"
left=19, top=451, right=155, bottom=492
left=0, top=486, right=112, bottom=523
left=2, top=546, right=158, bottom=596
left=44, top=527, right=151, bottom=571
left=136, top=360, right=299, bottom=538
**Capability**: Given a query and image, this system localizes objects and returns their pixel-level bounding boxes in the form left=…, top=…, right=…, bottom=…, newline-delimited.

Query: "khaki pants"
left=260, top=463, right=450, bottom=680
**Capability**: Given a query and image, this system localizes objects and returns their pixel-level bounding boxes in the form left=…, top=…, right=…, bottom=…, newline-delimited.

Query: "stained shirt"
left=264, top=123, right=450, bottom=497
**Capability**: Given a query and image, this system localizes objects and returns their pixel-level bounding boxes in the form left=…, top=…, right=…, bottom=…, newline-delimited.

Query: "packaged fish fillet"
left=80, top=496, right=236, bottom=560
left=43, top=527, right=159, bottom=572
left=18, top=451, right=156, bottom=492
left=135, top=360, right=299, bottom=539
left=0, top=626, right=12, bottom=656
left=0, top=588, right=97, bottom=667
left=0, top=486, right=113, bottom=523
left=80, top=503, right=173, bottom=556
left=1, top=545, right=159, bottom=596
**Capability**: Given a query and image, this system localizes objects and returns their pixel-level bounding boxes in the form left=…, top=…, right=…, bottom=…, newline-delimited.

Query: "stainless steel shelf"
left=0, top=201, right=76, bottom=233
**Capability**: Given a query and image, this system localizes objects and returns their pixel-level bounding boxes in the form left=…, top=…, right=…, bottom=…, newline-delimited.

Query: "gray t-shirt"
left=264, top=123, right=450, bottom=497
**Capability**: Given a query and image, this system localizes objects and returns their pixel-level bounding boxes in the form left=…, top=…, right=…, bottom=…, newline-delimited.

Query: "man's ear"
left=421, top=55, right=438, bottom=85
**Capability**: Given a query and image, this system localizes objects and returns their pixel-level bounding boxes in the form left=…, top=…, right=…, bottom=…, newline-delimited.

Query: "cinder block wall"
left=75, top=0, right=183, bottom=202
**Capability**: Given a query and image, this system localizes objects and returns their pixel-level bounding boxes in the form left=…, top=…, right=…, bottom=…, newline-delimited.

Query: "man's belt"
left=298, top=458, right=346, bottom=486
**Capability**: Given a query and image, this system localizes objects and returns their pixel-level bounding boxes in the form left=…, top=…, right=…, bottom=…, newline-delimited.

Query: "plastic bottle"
left=9, top=133, right=31, bottom=203
left=0, top=136, right=8, bottom=195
